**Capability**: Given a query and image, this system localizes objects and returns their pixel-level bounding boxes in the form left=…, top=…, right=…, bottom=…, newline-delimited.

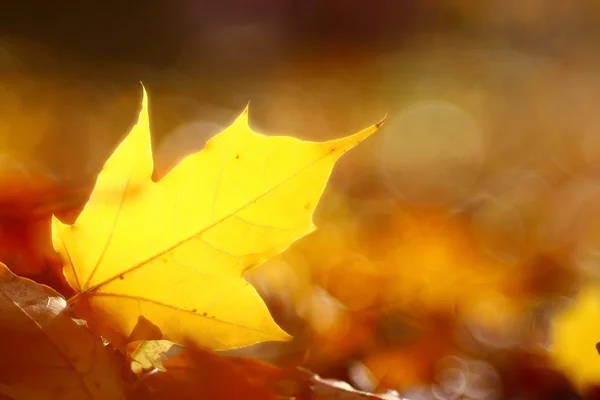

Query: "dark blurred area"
left=1, top=1, right=600, bottom=180
left=3, top=1, right=600, bottom=399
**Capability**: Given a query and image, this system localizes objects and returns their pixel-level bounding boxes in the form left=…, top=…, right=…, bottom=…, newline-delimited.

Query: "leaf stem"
left=67, top=292, right=82, bottom=307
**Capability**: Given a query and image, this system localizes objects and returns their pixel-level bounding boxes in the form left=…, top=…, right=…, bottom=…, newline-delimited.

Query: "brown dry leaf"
left=0, top=263, right=124, bottom=400
left=306, top=372, right=403, bottom=400
left=0, top=163, right=63, bottom=279
left=128, top=345, right=293, bottom=400
left=128, top=342, right=404, bottom=400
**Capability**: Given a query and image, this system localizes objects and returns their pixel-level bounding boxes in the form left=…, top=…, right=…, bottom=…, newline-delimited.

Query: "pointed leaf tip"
left=140, top=83, right=149, bottom=112
left=232, top=104, right=250, bottom=127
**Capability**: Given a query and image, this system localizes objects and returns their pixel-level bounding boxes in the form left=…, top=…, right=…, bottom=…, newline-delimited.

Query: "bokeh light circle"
left=380, top=101, right=485, bottom=205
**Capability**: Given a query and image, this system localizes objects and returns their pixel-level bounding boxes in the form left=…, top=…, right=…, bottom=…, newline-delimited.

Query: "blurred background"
left=3, top=1, right=600, bottom=399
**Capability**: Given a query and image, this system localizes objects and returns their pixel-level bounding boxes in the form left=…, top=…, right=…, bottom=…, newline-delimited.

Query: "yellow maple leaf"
left=0, top=263, right=124, bottom=400
left=550, top=285, right=600, bottom=390
left=52, top=87, right=382, bottom=351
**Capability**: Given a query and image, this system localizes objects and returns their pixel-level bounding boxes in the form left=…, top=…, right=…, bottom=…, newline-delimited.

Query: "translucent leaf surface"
left=52, top=87, right=382, bottom=350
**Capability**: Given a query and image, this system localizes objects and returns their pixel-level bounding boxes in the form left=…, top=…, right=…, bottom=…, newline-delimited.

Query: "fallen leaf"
left=128, top=343, right=403, bottom=400
left=127, top=340, right=180, bottom=374
left=0, top=160, right=80, bottom=282
left=128, top=345, right=290, bottom=400
left=306, top=371, right=404, bottom=400
left=550, top=285, right=600, bottom=390
left=0, top=263, right=123, bottom=400
left=52, top=86, right=382, bottom=351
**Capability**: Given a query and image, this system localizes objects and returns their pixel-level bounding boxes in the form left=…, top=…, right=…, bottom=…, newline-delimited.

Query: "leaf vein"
left=89, top=292, right=277, bottom=335
left=0, top=286, right=96, bottom=398
left=84, top=147, right=328, bottom=293
left=84, top=169, right=135, bottom=290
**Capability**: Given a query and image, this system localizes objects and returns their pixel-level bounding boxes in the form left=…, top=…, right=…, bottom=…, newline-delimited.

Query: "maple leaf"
left=52, top=87, right=382, bottom=351
left=127, top=342, right=291, bottom=400
left=0, top=263, right=123, bottom=400
left=128, top=340, right=404, bottom=400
